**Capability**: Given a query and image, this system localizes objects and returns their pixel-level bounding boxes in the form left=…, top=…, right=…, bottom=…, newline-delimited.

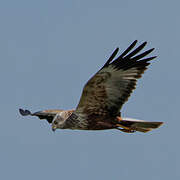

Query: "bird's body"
left=19, top=40, right=163, bottom=133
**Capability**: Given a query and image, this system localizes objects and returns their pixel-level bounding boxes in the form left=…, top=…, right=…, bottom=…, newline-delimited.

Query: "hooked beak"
left=52, top=126, right=57, bottom=132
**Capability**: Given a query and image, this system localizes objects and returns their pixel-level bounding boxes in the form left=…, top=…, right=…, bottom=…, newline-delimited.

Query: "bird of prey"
left=19, top=40, right=163, bottom=133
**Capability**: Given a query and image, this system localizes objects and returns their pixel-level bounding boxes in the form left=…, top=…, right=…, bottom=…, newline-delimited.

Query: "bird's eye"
left=54, top=121, right=58, bottom=125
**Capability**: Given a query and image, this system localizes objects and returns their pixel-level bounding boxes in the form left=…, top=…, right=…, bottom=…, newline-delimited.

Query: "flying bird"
left=19, top=40, right=163, bottom=133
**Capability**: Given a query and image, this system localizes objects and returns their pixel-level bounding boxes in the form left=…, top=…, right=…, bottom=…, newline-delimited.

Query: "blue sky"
left=1, top=0, right=179, bottom=179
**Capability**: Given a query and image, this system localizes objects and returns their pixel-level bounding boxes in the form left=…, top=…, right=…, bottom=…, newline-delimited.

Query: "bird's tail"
left=116, top=117, right=163, bottom=133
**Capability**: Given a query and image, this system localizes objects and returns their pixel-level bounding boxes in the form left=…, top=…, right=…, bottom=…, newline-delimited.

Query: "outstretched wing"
left=19, top=108, right=63, bottom=123
left=75, top=40, right=156, bottom=117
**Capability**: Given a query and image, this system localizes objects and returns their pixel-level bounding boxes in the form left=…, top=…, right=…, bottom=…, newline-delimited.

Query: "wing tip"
left=102, top=47, right=119, bottom=68
left=115, top=47, right=119, bottom=51
left=142, top=41, right=147, bottom=45
left=19, top=108, right=32, bottom=116
left=133, top=40, right=138, bottom=45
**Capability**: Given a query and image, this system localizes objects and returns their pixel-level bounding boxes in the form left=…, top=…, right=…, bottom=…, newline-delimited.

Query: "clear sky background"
left=0, top=0, right=179, bottom=179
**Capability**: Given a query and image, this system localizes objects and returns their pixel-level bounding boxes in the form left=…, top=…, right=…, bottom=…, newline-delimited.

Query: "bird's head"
left=51, top=112, right=67, bottom=131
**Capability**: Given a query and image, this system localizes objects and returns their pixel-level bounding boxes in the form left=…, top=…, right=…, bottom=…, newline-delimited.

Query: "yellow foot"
left=116, top=128, right=136, bottom=133
left=115, top=123, right=136, bottom=133
left=117, top=128, right=136, bottom=133
left=115, top=123, right=131, bottom=130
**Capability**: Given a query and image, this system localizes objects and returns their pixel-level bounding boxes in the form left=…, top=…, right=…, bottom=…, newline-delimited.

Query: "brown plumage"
left=19, top=40, right=163, bottom=133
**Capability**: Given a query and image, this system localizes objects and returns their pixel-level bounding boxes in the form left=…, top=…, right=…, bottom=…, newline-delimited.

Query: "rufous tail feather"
left=116, top=117, right=163, bottom=133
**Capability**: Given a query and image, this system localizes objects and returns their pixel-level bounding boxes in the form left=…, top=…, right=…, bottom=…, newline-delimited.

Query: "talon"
left=116, top=126, right=136, bottom=133
left=116, top=123, right=130, bottom=130
left=118, top=128, right=136, bottom=133
left=120, top=129, right=136, bottom=133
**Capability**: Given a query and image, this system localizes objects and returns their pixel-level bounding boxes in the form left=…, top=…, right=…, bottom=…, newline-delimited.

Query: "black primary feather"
left=19, top=108, right=32, bottom=116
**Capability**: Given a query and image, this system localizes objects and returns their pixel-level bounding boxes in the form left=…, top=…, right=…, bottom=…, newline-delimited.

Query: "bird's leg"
left=115, top=117, right=136, bottom=133
left=116, top=127, right=136, bottom=133
left=116, top=117, right=133, bottom=130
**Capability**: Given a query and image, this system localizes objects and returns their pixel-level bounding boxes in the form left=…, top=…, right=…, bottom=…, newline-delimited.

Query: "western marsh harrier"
left=19, top=40, right=163, bottom=133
